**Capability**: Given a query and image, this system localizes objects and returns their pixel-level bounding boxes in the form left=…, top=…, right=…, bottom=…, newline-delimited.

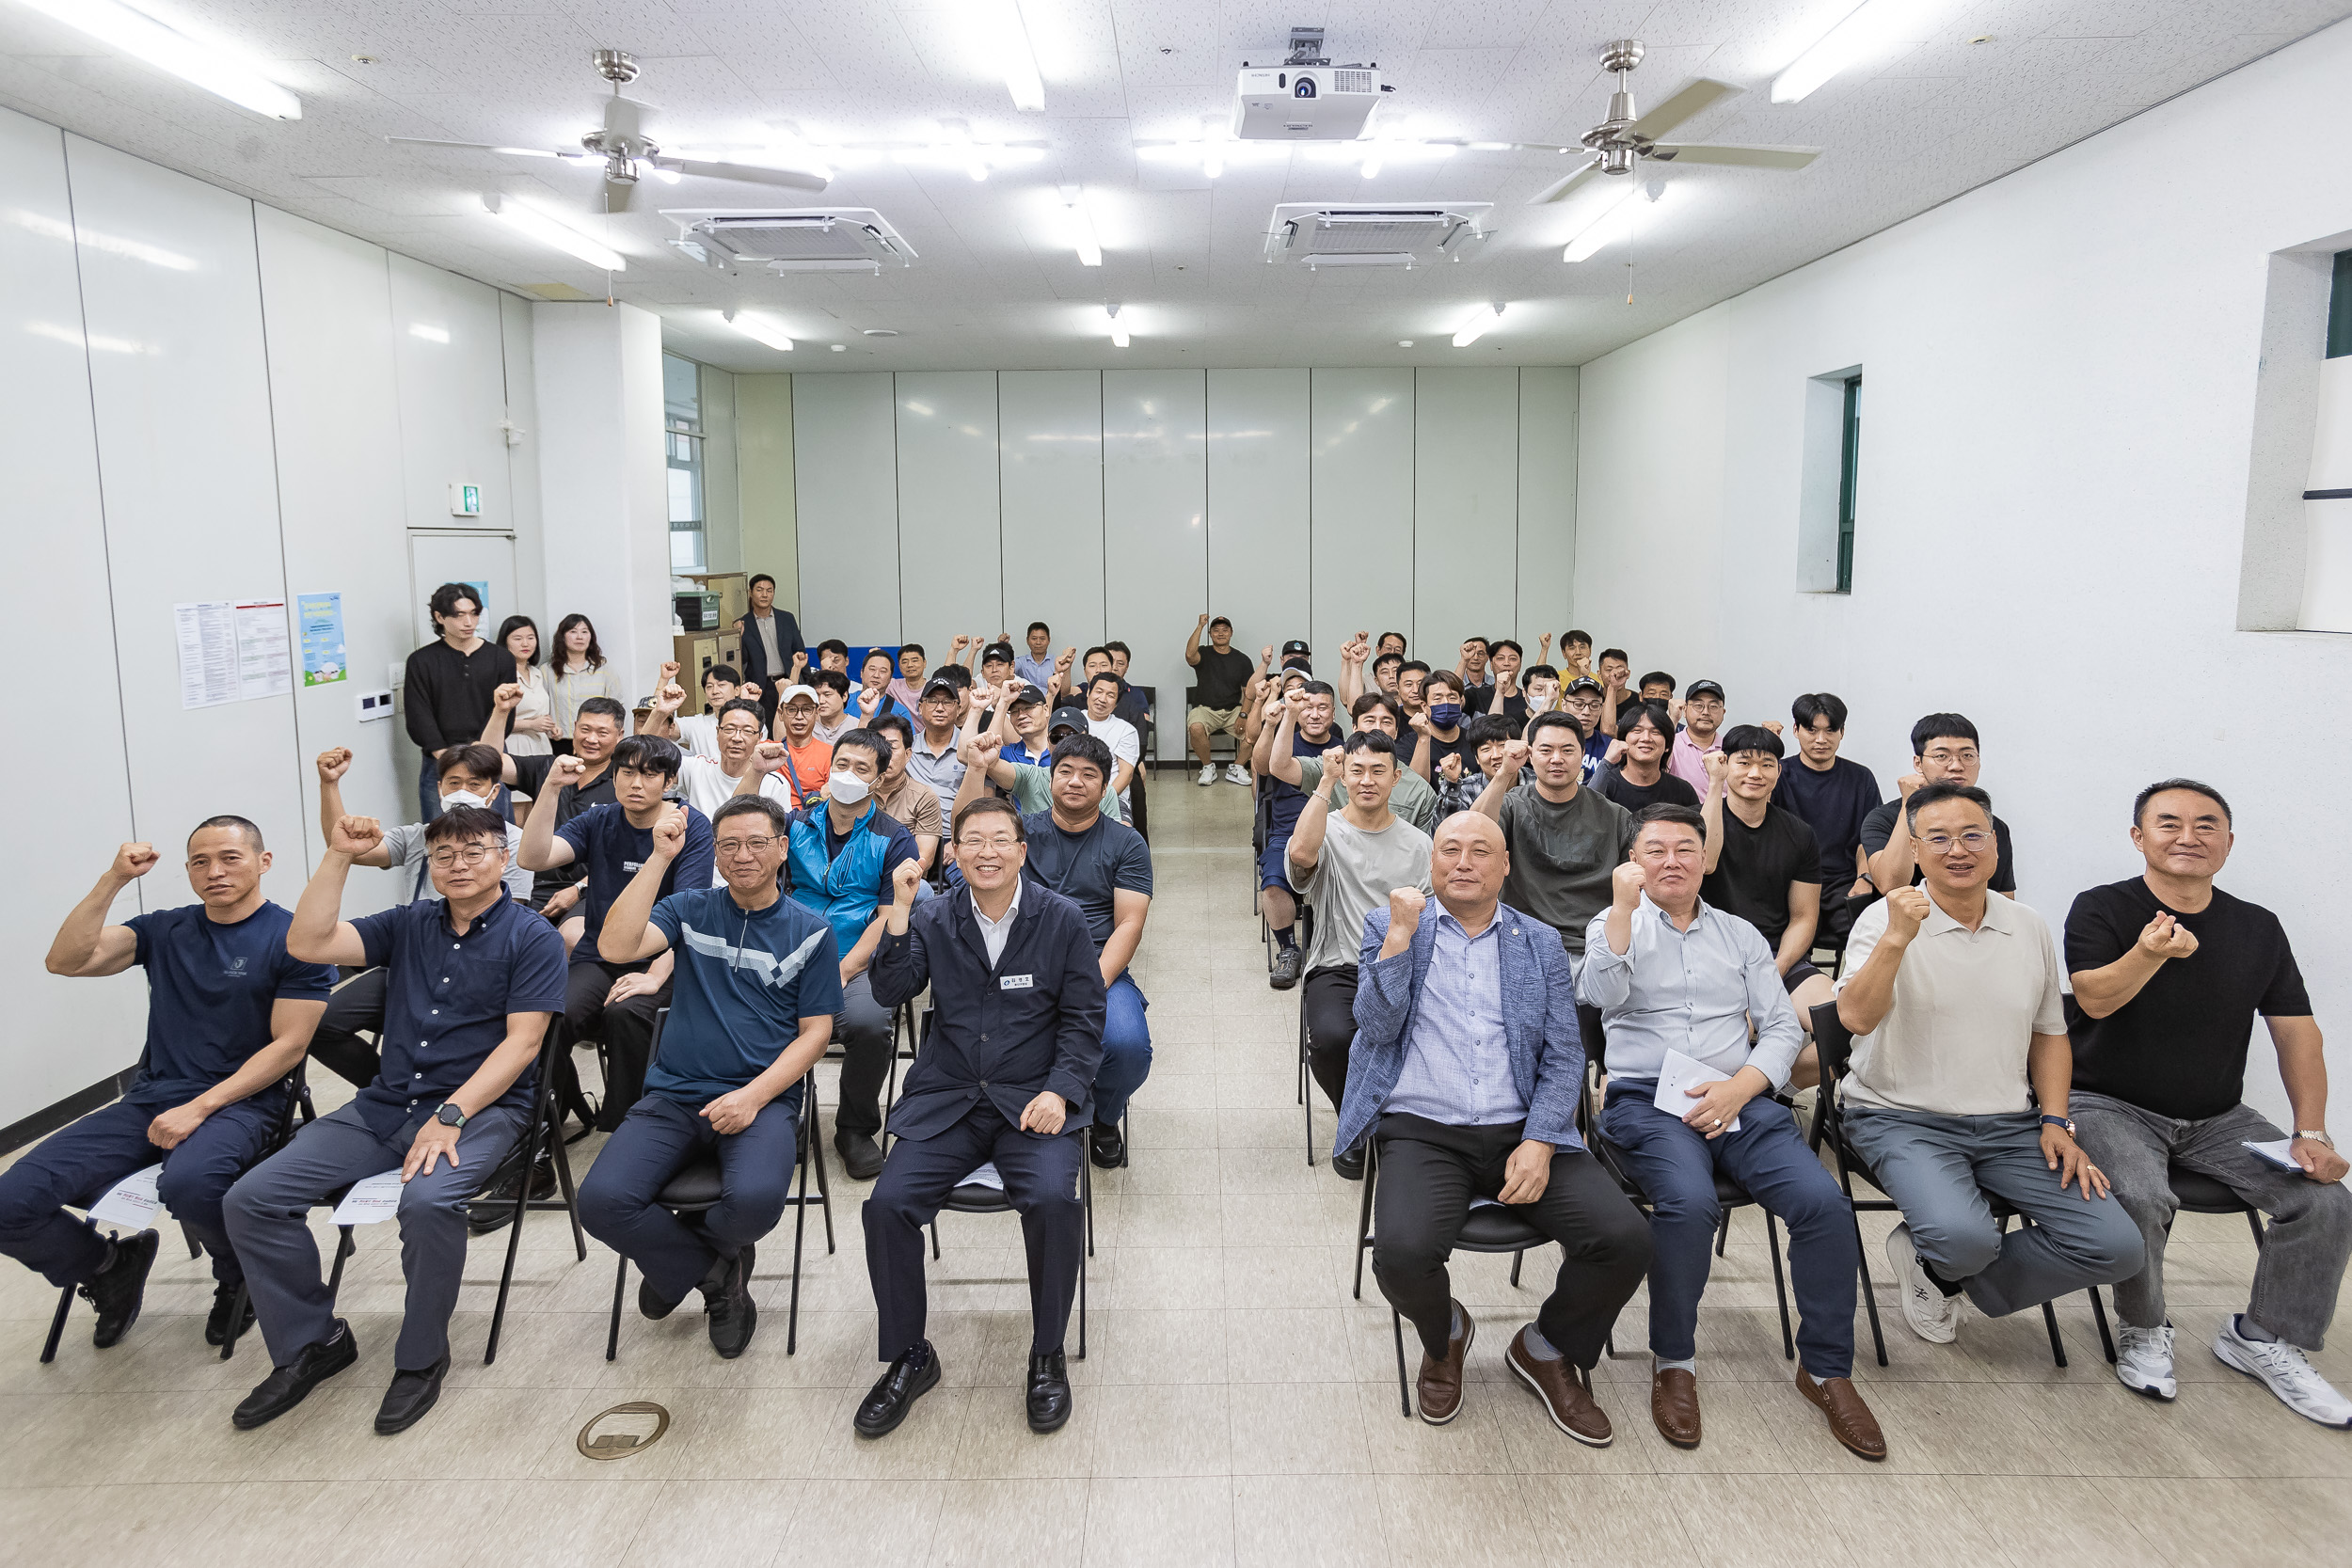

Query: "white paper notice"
left=1653, top=1049, right=1740, bottom=1133
left=87, top=1164, right=166, bottom=1230
left=961, top=1162, right=1006, bottom=1192
left=175, top=600, right=238, bottom=709
left=235, top=600, right=291, bottom=700
left=2243, top=1138, right=2302, bottom=1172
left=331, top=1169, right=408, bottom=1225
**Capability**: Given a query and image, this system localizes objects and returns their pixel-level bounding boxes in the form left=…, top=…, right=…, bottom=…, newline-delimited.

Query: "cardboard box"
left=672, top=630, right=744, bottom=715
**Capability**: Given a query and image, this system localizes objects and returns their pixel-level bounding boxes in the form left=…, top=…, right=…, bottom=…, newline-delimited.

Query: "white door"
left=408, top=530, right=517, bottom=646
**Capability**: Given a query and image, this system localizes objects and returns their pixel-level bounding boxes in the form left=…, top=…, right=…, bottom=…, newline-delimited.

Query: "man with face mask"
left=776, top=728, right=921, bottom=1180
left=1407, top=671, right=1476, bottom=784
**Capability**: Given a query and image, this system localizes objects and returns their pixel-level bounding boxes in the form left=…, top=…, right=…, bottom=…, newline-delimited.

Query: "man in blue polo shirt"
left=11, top=822, right=332, bottom=1354
left=579, top=796, right=841, bottom=1357
left=520, top=736, right=714, bottom=1128
left=226, top=804, right=566, bottom=1435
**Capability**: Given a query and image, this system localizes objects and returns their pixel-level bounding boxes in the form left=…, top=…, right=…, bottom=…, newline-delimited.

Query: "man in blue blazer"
left=856, top=797, right=1106, bottom=1440
left=1341, top=811, right=1652, bottom=1441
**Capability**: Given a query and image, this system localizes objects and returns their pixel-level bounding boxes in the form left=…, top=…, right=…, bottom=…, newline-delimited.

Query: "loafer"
left=86, top=1227, right=160, bottom=1349
left=205, top=1281, right=257, bottom=1348
left=707, top=1245, right=757, bottom=1360
left=1415, top=1303, right=1474, bottom=1425
left=835, top=1132, right=884, bottom=1181
left=1026, top=1349, right=1073, bottom=1433
left=1329, top=1146, right=1366, bottom=1181
left=1796, top=1369, right=1887, bottom=1461
left=854, top=1343, right=942, bottom=1438
left=375, top=1354, right=450, bottom=1434
left=1651, top=1366, right=1702, bottom=1449
left=1504, top=1325, right=1613, bottom=1447
left=1089, top=1122, right=1128, bottom=1169
left=232, top=1322, right=358, bottom=1430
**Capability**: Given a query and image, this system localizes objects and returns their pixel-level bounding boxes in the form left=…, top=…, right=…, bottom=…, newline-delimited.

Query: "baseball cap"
left=1281, top=639, right=1311, bottom=656
left=982, top=641, right=1015, bottom=665
left=920, top=675, right=961, bottom=702
left=777, top=683, right=819, bottom=705
left=1565, top=676, right=1603, bottom=695
left=1685, top=679, right=1725, bottom=701
left=1007, top=682, right=1047, bottom=707
left=1049, top=705, right=1090, bottom=736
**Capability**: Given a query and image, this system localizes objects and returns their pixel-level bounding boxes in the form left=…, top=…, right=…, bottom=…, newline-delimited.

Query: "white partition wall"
left=1207, top=369, right=1312, bottom=669
left=1104, top=370, right=1210, bottom=756
left=1413, top=369, right=1522, bottom=666
left=794, top=372, right=903, bottom=644
left=897, top=371, right=1003, bottom=654
left=998, top=370, right=1106, bottom=653
left=1308, top=369, right=1416, bottom=658
left=1517, top=367, right=1581, bottom=642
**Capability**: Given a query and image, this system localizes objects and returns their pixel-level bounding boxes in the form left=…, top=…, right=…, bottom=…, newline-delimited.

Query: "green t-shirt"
left=1005, top=762, right=1126, bottom=823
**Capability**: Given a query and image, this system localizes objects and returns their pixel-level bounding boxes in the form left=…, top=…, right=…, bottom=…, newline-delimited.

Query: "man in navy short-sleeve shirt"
left=579, top=796, right=841, bottom=1358
left=7, top=821, right=330, bottom=1354
left=521, top=735, right=713, bottom=1127
left=226, top=804, right=566, bottom=1436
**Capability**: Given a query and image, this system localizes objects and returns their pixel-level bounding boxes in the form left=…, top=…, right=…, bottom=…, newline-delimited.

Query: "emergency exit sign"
left=449, top=483, right=482, bottom=516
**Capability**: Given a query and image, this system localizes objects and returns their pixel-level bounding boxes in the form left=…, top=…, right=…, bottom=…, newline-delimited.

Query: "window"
left=1797, top=363, right=1863, bottom=593
left=665, top=353, right=706, bottom=573
left=1836, top=373, right=1861, bottom=594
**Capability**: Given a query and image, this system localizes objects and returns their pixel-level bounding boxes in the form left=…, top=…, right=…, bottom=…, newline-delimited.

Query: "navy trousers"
left=0, top=1097, right=277, bottom=1288
left=1601, top=1085, right=1859, bottom=1378
left=863, top=1099, right=1084, bottom=1360
left=578, top=1091, right=802, bottom=1302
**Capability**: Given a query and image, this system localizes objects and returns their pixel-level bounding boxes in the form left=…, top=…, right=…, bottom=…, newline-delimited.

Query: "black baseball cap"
left=920, top=675, right=961, bottom=702
left=1685, top=679, right=1725, bottom=701
left=1007, top=682, right=1047, bottom=707
left=1049, top=705, right=1089, bottom=736
left=1281, top=639, right=1311, bottom=656
left=1565, top=676, right=1603, bottom=695
left=981, top=641, right=1015, bottom=665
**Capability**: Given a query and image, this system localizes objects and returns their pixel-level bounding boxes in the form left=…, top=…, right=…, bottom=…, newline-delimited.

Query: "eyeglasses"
left=718, top=724, right=764, bottom=740
left=715, top=836, right=777, bottom=857
left=1919, top=831, right=1994, bottom=854
left=959, top=834, right=1021, bottom=852
left=427, top=844, right=500, bottom=868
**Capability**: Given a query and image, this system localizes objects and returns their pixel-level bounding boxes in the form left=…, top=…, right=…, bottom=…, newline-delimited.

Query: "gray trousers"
left=2071, top=1091, right=2352, bottom=1350
left=1842, top=1106, right=2143, bottom=1318
left=224, top=1101, right=523, bottom=1371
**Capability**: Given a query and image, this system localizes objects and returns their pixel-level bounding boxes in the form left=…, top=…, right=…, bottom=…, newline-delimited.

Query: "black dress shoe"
left=707, top=1245, right=757, bottom=1360
left=1026, top=1350, right=1073, bottom=1433
left=854, top=1343, right=941, bottom=1438
left=835, top=1132, right=884, bottom=1181
left=205, top=1282, right=257, bottom=1347
left=375, top=1354, right=450, bottom=1434
left=467, top=1156, right=556, bottom=1236
left=639, top=1275, right=681, bottom=1321
left=86, top=1228, right=160, bottom=1349
left=1329, top=1146, right=1366, bottom=1181
left=233, top=1322, right=358, bottom=1430
left=1089, top=1122, right=1128, bottom=1169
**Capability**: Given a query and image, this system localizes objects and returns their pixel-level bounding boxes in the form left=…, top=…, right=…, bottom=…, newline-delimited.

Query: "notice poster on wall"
left=297, top=592, right=347, bottom=687
left=235, top=601, right=292, bottom=701
left=175, top=599, right=293, bottom=708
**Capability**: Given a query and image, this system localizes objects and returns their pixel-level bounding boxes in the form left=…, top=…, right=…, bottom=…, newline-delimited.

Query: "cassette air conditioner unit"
left=660, top=209, right=917, bottom=274
left=1263, top=202, right=1493, bottom=270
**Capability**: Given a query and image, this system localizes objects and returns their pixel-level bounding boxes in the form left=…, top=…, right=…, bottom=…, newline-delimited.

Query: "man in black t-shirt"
left=2063, top=779, right=2350, bottom=1426
left=1184, top=613, right=1257, bottom=786
left=1858, top=713, right=2016, bottom=906
left=1699, top=728, right=1833, bottom=1065
left=1771, top=693, right=1881, bottom=947
left=1596, top=703, right=1700, bottom=815
left=490, top=696, right=630, bottom=925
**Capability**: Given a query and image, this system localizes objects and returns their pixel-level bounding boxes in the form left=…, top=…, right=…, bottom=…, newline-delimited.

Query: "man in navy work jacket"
left=228, top=804, right=566, bottom=1436
left=855, top=797, right=1106, bottom=1440
left=1340, top=811, right=1651, bottom=1442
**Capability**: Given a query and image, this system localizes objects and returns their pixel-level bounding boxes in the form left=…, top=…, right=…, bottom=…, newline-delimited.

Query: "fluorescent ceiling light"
left=408, top=323, right=450, bottom=343
left=974, top=0, right=1045, bottom=112
left=1772, top=0, right=1909, bottom=103
left=1561, top=182, right=1642, bottom=262
left=482, top=195, right=625, bottom=272
left=13, top=0, right=300, bottom=119
left=1104, top=305, right=1128, bottom=348
left=1451, top=304, right=1502, bottom=348
left=724, top=310, right=794, bottom=352
left=1059, top=185, right=1102, bottom=266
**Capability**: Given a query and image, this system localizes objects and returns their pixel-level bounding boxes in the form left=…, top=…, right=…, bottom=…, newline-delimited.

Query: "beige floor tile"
left=1373, top=1472, right=1537, bottom=1567
left=453, top=1476, right=665, bottom=1568
left=1231, top=1472, right=1394, bottom=1568
left=1088, top=1381, right=1233, bottom=1476
left=1226, top=1378, right=1370, bottom=1474
left=1082, top=1475, right=1236, bottom=1566
left=927, top=1478, right=1090, bottom=1567
left=1517, top=1474, right=1705, bottom=1565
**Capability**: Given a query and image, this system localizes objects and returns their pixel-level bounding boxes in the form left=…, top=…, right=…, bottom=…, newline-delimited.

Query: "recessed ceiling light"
left=830, top=343, right=847, bottom=352
left=1967, top=34, right=1994, bottom=44
left=971, top=0, right=1045, bottom=113
left=350, top=54, right=378, bottom=65
left=862, top=328, right=898, bottom=337
left=1397, top=340, right=1414, bottom=348
left=16, top=0, right=302, bottom=119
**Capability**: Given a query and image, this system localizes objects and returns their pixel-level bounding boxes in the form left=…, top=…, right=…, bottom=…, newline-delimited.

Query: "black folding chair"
left=1184, top=685, right=1239, bottom=768
left=2086, top=1167, right=2265, bottom=1365
left=472, top=1015, right=589, bottom=1365
left=603, top=1009, right=835, bottom=1359
left=926, top=1129, right=1098, bottom=1361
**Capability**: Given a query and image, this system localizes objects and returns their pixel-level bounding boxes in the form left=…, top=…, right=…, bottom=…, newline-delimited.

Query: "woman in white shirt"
left=549, top=612, right=622, bottom=751
left=495, top=614, right=558, bottom=756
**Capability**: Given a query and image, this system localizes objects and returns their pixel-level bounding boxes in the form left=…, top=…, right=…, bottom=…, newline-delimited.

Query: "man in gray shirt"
left=1581, top=801, right=1881, bottom=1461
left=1471, top=711, right=1633, bottom=959
left=902, top=676, right=971, bottom=819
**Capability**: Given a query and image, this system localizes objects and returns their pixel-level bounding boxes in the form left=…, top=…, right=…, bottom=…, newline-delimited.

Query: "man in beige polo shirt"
left=1834, top=781, right=2142, bottom=1345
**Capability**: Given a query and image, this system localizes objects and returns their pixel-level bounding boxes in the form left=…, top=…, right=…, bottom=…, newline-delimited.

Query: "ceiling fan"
left=386, top=50, right=829, bottom=212
left=1528, top=40, right=1820, bottom=204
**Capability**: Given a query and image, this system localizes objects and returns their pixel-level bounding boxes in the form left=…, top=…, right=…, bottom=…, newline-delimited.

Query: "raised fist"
left=493, top=682, right=522, bottom=711
left=1407, top=709, right=1432, bottom=735
left=1321, top=745, right=1346, bottom=774
left=2137, top=911, right=2200, bottom=961
left=891, top=857, right=923, bottom=908
left=1502, top=738, right=1532, bottom=773
left=315, top=748, right=353, bottom=783
left=952, top=634, right=973, bottom=653
left=552, top=752, right=589, bottom=783
left=649, top=804, right=688, bottom=858
left=1438, top=752, right=1464, bottom=782
left=1897, top=771, right=1925, bottom=800
left=660, top=660, right=681, bottom=685
left=1388, top=886, right=1426, bottom=933
left=328, top=815, right=384, bottom=858
left=113, top=843, right=160, bottom=880
left=1760, top=720, right=1784, bottom=736
left=739, top=681, right=763, bottom=704
left=962, top=732, right=1005, bottom=768
left=1538, top=633, right=1552, bottom=654
left=654, top=681, right=686, bottom=714
left=1884, top=885, right=1931, bottom=941
left=750, top=740, right=787, bottom=775
left=789, top=650, right=808, bottom=673
left=1703, top=751, right=1728, bottom=788
left=1261, top=644, right=1275, bottom=665
left=1196, top=611, right=1210, bottom=627
left=1612, top=860, right=1648, bottom=908
left=1057, top=646, right=1076, bottom=669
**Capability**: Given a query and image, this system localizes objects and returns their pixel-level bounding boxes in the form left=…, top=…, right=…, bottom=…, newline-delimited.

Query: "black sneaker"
left=1026, top=1349, right=1073, bottom=1433
left=85, top=1228, right=160, bottom=1349
left=205, top=1282, right=257, bottom=1347
left=233, top=1322, right=358, bottom=1430
left=835, top=1132, right=884, bottom=1181
left=374, top=1354, right=449, bottom=1434
left=467, top=1156, right=556, bottom=1237
left=706, top=1245, right=758, bottom=1360
left=1330, top=1145, right=1367, bottom=1181
left=854, top=1342, right=941, bottom=1437
left=1269, top=946, right=1303, bottom=990
left=1089, top=1122, right=1128, bottom=1169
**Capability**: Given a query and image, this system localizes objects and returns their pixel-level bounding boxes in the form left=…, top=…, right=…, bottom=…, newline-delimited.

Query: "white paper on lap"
left=87, top=1164, right=165, bottom=1230
left=2242, top=1138, right=2301, bottom=1172
left=331, top=1169, right=407, bottom=1225
left=1653, top=1048, right=1740, bottom=1133
left=962, top=1162, right=1006, bottom=1191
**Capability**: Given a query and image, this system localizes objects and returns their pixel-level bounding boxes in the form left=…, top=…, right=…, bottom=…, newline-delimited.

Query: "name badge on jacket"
left=999, top=974, right=1034, bottom=990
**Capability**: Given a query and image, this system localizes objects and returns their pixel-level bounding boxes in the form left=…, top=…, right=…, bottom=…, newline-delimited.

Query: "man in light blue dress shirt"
left=1581, top=801, right=1883, bottom=1461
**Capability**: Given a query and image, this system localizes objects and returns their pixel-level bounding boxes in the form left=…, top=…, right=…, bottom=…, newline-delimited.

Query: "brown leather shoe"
left=1415, top=1303, right=1474, bottom=1425
left=1796, top=1369, right=1886, bottom=1461
left=1504, top=1326, right=1613, bottom=1447
left=1650, top=1365, right=1702, bottom=1449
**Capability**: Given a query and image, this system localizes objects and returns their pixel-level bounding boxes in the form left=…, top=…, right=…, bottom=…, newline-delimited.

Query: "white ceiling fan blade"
left=387, top=136, right=566, bottom=158
left=1526, top=158, right=1604, bottom=205
left=1629, top=78, right=1739, bottom=141
left=603, top=95, right=651, bottom=142
left=652, top=156, right=829, bottom=193
left=1647, top=143, right=1820, bottom=169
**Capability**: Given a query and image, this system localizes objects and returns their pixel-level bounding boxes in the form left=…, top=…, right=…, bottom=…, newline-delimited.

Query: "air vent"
left=1263, top=202, right=1493, bottom=270
left=660, top=208, right=917, bottom=274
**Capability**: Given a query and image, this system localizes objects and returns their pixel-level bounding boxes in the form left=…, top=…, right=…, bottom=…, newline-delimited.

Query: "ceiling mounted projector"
left=1233, top=26, right=1390, bottom=140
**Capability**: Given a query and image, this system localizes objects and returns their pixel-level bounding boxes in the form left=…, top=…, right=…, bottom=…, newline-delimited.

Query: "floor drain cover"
left=578, top=1401, right=671, bottom=1460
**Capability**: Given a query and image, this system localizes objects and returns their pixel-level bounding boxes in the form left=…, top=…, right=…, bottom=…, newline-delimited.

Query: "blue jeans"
left=578, top=1091, right=802, bottom=1302
left=1601, top=1086, right=1858, bottom=1377
left=1094, top=973, right=1152, bottom=1129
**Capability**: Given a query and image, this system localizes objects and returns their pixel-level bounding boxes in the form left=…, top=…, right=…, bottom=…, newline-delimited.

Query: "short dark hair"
left=1399, top=659, right=1431, bottom=679
left=712, top=795, right=787, bottom=834
left=1050, top=731, right=1114, bottom=784
left=436, top=743, right=504, bottom=782
left=1720, top=724, right=1784, bottom=761
left=1462, top=713, right=1513, bottom=750
left=1522, top=663, right=1560, bottom=686
left=423, top=803, right=505, bottom=847
left=714, top=699, right=765, bottom=731
left=1904, top=780, right=1994, bottom=829
left=863, top=648, right=895, bottom=670
left=2134, top=777, right=2233, bottom=827
left=1342, top=730, right=1398, bottom=762
left=1423, top=670, right=1464, bottom=699
left=1104, top=640, right=1130, bottom=658
left=188, top=814, right=263, bottom=850
left=1298, top=680, right=1335, bottom=701
left=748, top=573, right=775, bottom=591
left=817, top=638, right=849, bottom=659
left=899, top=642, right=926, bottom=659
left=953, top=796, right=1026, bottom=843
left=495, top=614, right=539, bottom=663
left=1638, top=670, right=1675, bottom=692
left=1597, top=647, right=1628, bottom=666
left=833, top=727, right=887, bottom=770
left=1910, top=713, right=1979, bottom=755
left=1373, top=653, right=1404, bottom=676
left=1618, top=704, right=1674, bottom=746
left=1087, top=671, right=1121, bottom=693
left=576, top=696, right=628, bottom=728
left=554, top=612, right=605, bottom=671
left=1791, top=692, right=1849, bottom=733
left=612, top=735, right=682, bottom=781
left=428, top=581, right=481, bottom=624
left=1207, top=616, right=1232, bottom=631
left=868, top=712, right=914, bottom=752
left=811, top=669, right=851, bottom=696
left=1376, top=630, right=1406, bottom=650
left=703, top=663, right=740, bottom=687
left=1489, top=639, right=1522, bottom=660
left=1633, top=802, right=1706, bottom=843
left=1462, top=636, right=1489, bottom=653
left=1350, top=692, right=1401, bottom=725
left=1027, top=621, right=1051, bottom=637
left=934, top=663, right=973, bottom=690
left=1564, top=628, right=1593, bottom=647
left=1526, top=711, right=1582, bottom=746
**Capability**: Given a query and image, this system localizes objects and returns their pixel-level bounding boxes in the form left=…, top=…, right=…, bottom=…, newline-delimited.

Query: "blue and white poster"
left=297, top=592, right=346, bottom=687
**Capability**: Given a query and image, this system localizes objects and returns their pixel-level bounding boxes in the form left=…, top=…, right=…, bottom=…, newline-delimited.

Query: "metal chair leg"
left=804, top=1089, right=835, bottom=1253
left=485, top=1091, right=553, bottom=1366
left=1716, top=1210, right=1731, bottom=1258
left=326, top=1227, right=357, bottom=1303
left=217, top=1282, right=251, bottom=1362
left=2089, top=1285, right=2116, bottom=1365
left=2248, top=1208, right=2267, bottom=1249
left=1391, top=1307, right=1411, bottom=1418
left=606, top=1256, right=628, bottom=1361
left=2041, top=1299, right=2069, bottom=1368
left=1351, top=1148, right=1378, bottom=1300
left=788, top=1120, right=812, bottom=1356
left=40, top=1285, right=71, bottom=1364
left=1509, top=1249, right=1525, bottom=1289
left=1765, top=1212, right=1794, bottom=1361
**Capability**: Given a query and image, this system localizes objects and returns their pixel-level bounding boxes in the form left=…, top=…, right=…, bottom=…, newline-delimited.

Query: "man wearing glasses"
left=1834, top=781, right=2141, bottom=1347
left=1859, top=714, right=2019, bottom=903
left=576, top=797, right=840, bottom=1359
left=674, top=701, right=794, bottom=884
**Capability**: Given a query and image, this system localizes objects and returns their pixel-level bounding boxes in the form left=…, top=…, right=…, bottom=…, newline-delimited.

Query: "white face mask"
left=440, top=789, right=489, bottom=810
left=827, top=769, right=870, bottom=805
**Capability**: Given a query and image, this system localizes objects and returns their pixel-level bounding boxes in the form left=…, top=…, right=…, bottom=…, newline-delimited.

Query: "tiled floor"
left=6, top=775, right=2348, bottom=1566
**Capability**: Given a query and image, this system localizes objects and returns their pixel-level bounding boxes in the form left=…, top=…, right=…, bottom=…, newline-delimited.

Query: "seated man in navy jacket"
left=856, top=798, right=1106, bottom=1440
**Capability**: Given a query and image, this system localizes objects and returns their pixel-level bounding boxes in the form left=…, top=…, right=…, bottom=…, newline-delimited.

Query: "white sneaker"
left=1884, top=1224, right=1964, bottom=1344
left=1223, top=763, right=1250, bottom=785
left=2114, top=1323, right=2177, bottom=1401
left=1196, top=765, right=1217, bottom=786
left=2214, top=1316, right=2352, bottom=1427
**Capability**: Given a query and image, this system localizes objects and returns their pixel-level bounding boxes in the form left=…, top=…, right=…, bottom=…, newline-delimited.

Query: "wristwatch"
left=435, top=1102, right=469, bottom=1129
left=2297, top=1130, right=2335, bottom=1148
left=2039, top=1114, right=2075, bottom=1136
